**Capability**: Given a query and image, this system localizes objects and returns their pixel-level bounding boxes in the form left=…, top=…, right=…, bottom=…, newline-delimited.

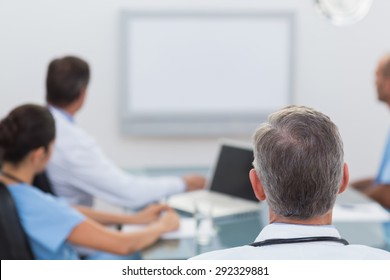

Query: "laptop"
left=167, top=140, right=260, bottom=218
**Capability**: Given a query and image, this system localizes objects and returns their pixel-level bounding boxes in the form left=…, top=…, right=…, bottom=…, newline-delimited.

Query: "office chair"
left=33, top=171, right=55, bottom=195
left=0, top=182, right=34, bottom=260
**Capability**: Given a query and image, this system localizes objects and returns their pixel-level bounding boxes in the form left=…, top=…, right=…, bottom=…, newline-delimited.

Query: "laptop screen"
left=209, top=144, right=258, bottom=202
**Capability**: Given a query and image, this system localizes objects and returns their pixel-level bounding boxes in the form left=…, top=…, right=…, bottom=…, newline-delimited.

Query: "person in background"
left=351, top=54, right=390, bottom=209
left=191, top=105, right=390, bottom=259
left=45, top=55, right=205, bottom=209
left=0, top=104, right=179, bottom=259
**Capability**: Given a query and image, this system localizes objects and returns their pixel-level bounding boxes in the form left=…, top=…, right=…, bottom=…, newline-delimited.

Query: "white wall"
left=1, top=0, right=390, bottom=180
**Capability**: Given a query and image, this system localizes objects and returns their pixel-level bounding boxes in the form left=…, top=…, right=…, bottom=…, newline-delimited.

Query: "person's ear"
left=30, top=147, right=46, bottom=165
left=338, top=163, right=349, bottom=194
left=249, top=169, right=266, bottom=201
left=79, top=86, right=87, bottom=102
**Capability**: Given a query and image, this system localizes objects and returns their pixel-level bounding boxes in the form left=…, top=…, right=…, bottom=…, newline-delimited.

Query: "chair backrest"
left=0, top=182, right=34, bottom=260
left=33, top=171, right=54, bottom=195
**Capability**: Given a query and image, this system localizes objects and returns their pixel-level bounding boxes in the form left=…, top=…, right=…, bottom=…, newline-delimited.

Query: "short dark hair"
left=0, top=104, right=55, bottom=164
left=46, top=56, right=90, bottom=107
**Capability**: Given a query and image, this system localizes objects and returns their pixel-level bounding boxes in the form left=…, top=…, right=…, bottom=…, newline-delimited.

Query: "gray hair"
left=252, top=105, right=344, bottom=220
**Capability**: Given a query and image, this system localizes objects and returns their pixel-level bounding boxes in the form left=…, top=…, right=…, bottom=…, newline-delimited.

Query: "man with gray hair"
left=191, top=105, right=390, bottom=259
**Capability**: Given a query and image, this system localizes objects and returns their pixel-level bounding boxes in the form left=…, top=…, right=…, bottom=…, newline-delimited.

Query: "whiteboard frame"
left=119, top=11, right=295, bottom=136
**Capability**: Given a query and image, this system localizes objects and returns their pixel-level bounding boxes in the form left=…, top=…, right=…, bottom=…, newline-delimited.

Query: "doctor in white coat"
left=192, top=106, right=390, bottom=260
left=45, top=56, right=205, bottom=209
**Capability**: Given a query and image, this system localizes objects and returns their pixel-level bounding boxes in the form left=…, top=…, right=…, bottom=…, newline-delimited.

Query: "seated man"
left=351, top=54, right=390, bottom=209
left=192, top=105, right=390, bottom=259
left=45, top=56, right=205, bottom=209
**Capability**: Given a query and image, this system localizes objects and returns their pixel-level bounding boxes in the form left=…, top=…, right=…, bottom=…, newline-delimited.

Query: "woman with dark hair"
left=0, top=104, right=179, bottom=259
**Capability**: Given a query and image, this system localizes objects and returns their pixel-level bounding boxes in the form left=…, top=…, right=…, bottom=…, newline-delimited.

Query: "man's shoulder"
left=345, top=244, right=390, bottom=259
left=190, top=244, right=390, bottom=260
left=51, top=110, right=95, bottom=146
left=190, top=246, right=255, bottom=260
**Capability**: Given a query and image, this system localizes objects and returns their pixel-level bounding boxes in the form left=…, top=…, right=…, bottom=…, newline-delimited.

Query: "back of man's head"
left=381, top=54, right=390, bottom=79
left=46, top=56, right=90, bottom=108
left=252, top=105, right=344, bottom=220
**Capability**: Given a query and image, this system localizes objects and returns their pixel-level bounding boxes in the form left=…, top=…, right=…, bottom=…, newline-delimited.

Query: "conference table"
left=129, top=167, right=390, bottom=260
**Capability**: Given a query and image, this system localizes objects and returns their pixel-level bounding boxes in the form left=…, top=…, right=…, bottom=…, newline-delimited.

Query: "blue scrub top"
left=7, top=183, right=85, bottom=259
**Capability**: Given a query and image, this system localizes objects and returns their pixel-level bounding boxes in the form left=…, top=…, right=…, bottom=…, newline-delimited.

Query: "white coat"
left=46, top=106, right=185, bottom=209
left=191, top=223, right=390, bottom=259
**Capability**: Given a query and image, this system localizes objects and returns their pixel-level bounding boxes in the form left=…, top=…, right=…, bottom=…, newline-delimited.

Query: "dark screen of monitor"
left=210, top=145, right=258, bottom=202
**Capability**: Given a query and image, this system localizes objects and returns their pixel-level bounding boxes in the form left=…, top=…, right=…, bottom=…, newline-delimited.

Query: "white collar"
left=255, top=223, right=341, bottom=243
left=48, top=105, right=75, bottom=123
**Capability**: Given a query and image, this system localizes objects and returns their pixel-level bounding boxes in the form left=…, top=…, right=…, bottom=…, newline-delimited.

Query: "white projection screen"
left=120, top=12, right=294, bottom=136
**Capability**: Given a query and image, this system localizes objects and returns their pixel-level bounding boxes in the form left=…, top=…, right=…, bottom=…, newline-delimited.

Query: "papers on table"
left=122, top=217, right=197, bottom=240
left=333, top=202, right=390, bottom=222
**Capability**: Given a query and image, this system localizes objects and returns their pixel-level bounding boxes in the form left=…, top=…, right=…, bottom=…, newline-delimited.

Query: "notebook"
left=168, top=140, right=260, bottom=218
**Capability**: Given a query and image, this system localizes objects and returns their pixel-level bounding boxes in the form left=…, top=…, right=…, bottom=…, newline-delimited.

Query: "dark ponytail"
left=0, top=104, right=55, bottom=164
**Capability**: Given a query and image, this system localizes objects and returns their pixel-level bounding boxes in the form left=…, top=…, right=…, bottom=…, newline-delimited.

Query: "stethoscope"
left=249, top=236, right=349, bottom=247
